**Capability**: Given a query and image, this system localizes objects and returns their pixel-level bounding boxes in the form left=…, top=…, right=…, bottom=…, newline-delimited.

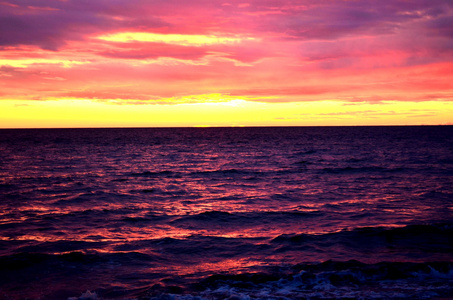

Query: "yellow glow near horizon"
left=1, top=98, right=452, bottom=128
left=96, top=32, right=257, bottom=46
left=272, top=100, right=453, bottom=126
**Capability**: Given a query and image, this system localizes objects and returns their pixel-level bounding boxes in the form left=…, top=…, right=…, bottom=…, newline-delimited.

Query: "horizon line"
left=1, top=124, right=451, bottom=130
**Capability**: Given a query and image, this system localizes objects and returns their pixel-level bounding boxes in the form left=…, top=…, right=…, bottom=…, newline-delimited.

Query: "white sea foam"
left=68, top=290, right=98, bottom=300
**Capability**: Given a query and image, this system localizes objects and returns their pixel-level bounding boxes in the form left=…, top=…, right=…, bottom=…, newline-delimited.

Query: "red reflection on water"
left=161, top=257, right=265, bottom=277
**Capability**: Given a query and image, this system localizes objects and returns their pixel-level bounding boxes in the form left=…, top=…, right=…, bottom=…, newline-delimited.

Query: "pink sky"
left=1, top=0, right=453, bottom=127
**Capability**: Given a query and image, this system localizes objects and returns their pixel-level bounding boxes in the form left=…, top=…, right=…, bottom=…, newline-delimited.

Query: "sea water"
left=0, top=126, right=452, bottom=299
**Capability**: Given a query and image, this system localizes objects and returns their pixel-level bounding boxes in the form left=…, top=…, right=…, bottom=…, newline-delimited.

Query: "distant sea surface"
left=0, top=126, right=452, bottom=299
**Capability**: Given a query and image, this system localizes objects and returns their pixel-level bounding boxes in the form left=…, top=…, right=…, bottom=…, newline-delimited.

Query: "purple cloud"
left=1, top=0, right=452, bottom=51
left=257, top=0, right=453, bottom=40
left=0, top=0, right=167, bottom=50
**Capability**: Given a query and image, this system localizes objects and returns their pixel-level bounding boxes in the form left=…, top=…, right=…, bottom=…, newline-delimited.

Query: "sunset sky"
left=1, top=0, right=453, bottom=128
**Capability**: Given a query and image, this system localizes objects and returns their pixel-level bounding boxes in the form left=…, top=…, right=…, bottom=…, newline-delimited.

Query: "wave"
left=123, top=169, right=264, bottom=182
left=271, top=223, right=453, bottom=255
left=4, top=223, right=451, bottom=262
left=134, top=260, right=453, bottom=300
left=4, top=252, right=450, bottom=299
left=127, top=170, right=178, bottom=178
left=1, top=224, right=452, bottom=299
left=192, top=169, right=262, bottom=180
left=320, top=166, right=406, bottom=174
left=171, top=210, right=323, bottom=225
left=121, top=165, right=432, bottom=180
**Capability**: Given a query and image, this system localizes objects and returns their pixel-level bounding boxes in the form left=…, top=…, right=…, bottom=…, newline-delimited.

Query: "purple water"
left=0, top=126, right=452, bottom=299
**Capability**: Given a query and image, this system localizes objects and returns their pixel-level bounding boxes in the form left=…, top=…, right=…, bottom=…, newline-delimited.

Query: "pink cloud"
left=97, top=42, right=209, bottom=60
left=0, top=0, right=452, bottom=105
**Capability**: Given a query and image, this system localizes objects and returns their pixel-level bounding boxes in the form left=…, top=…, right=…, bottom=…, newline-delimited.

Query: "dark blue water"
left=0, top=126, right=452, bottom=299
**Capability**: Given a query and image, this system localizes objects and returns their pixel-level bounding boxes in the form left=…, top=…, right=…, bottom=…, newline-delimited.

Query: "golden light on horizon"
left=1, top=98, right=452, bottom=129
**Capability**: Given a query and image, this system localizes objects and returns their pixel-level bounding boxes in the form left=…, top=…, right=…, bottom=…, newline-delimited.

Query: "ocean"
left=0, top=126, right=452, bottom=299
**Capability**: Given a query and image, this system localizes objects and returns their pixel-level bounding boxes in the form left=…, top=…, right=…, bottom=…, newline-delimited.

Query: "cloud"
left=425, top=15, right=453, bottom=39
left=1, top=0, right=452, bottom=108
left=0, top=0, right=167, bottom=50
left=280, top=0, right=451, bottom=39
left=2, top=0, right=452, bottom=55
left=96, top=32, right=257, bottom=46
left=97, top=42, right=209, bottom=60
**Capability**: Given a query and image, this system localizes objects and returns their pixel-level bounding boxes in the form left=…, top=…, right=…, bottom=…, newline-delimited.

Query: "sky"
left=1, top=0, right=453, bottom=128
